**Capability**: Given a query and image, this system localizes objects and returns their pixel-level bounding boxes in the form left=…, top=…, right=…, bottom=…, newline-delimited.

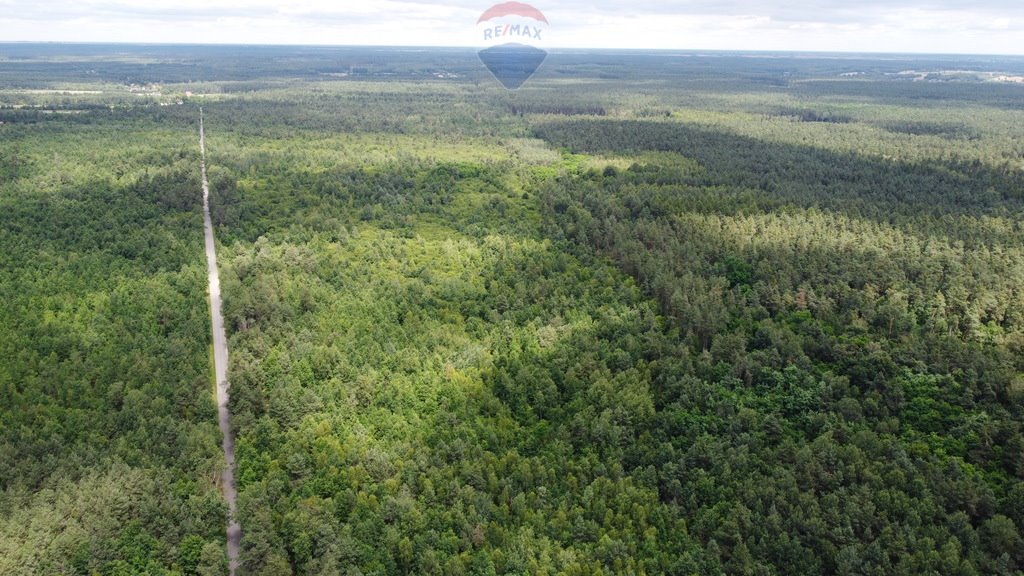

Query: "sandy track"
left=200, top=108, right=241, bottom=575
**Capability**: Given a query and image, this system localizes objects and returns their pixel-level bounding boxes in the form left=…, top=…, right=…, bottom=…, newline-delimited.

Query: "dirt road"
left=200, top=108, right=241, bottom=575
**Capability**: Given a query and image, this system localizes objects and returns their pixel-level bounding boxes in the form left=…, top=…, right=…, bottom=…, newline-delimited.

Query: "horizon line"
left=1, top=40, right=1023, bottom=59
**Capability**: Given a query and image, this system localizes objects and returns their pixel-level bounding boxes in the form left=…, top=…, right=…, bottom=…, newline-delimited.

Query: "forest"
left=2, top=44, right=1024, bottom=575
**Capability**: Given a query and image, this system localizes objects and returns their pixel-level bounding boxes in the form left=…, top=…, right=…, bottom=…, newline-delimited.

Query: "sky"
left=0, top=0, right=1022, bottom=55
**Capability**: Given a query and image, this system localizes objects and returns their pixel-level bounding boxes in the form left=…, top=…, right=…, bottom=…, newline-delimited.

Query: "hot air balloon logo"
left=476, top=2, right=548, bottom=89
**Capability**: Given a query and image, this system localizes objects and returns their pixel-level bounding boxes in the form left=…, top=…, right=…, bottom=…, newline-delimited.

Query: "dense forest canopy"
left=2, top=44, right=1024, bottom=575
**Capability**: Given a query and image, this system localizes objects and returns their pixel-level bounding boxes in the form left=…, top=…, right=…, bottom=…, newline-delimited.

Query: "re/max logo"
left=483, top=24, right=543, bottom=41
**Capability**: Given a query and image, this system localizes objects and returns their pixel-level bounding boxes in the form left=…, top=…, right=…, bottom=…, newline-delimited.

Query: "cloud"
left=0, top=0, right=1022, bottom=54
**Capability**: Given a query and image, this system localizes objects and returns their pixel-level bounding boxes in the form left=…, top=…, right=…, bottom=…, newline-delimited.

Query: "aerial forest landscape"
left=2, top=27, right=1024, bottom=576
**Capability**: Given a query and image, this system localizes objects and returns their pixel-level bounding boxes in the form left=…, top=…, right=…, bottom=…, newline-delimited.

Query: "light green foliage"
left=212, top=136, right=693, bottom=573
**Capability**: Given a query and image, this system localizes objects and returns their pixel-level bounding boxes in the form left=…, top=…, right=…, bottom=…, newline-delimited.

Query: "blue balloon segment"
left=478, top=43, right=547, bottom=90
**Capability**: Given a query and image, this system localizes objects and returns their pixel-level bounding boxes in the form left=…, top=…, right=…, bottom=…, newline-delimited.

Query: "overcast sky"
left=0, top=0, right=1022, bottom=55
